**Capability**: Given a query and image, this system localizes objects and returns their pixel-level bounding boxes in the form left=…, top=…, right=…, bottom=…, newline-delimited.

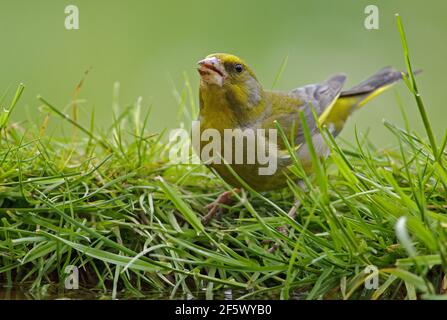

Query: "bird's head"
left=197, top=53, right=257, bottom=87
left=197, top=53, right=263, bottom=109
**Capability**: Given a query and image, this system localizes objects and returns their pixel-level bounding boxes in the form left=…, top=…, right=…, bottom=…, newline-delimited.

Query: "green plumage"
left=197, top=53, right=404, bottom=191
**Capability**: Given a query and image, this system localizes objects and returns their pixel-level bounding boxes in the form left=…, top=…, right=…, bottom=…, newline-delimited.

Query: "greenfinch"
left=196, top=53, right=403, bottom=192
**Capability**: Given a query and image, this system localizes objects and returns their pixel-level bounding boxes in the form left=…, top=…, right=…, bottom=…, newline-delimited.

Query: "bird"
left=196, top=53, right=407, bottom=224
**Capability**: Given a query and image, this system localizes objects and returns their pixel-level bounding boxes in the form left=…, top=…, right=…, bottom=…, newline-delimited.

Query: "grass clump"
left=0, top=16, right=447, bottom=300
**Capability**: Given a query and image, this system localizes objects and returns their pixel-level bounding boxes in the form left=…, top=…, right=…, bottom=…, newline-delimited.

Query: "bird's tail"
left=339, top=66, right=404, bottom=107
left=321, top=67, right=419, bottom=135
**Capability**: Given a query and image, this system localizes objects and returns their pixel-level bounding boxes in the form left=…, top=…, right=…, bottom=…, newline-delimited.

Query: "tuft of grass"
left=0, top=84, right=25, bottom=131
left=1, top=16, right=447, bottom=299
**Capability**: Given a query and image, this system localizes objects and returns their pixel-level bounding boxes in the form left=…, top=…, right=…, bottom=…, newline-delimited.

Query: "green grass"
left=1, top=16, right=447, bottom=300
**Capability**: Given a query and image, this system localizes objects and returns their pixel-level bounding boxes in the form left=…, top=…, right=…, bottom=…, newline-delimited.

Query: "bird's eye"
left=234, top=64, right=244, bottom=73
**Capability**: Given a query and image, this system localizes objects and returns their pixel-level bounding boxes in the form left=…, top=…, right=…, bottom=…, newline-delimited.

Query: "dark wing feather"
left=340, top=67, right=400, bottom=97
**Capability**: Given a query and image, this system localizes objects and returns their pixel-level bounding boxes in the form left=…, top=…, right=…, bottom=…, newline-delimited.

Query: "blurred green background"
left=1, top=0, right=446, bottom=145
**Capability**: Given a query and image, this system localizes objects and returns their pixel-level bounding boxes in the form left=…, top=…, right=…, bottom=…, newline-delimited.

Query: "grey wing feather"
left=288, top=74, right=346, bottom=144
left=290, top=74, right=346, bottom=115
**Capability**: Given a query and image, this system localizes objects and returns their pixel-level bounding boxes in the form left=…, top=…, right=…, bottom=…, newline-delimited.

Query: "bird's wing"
left=258, top=74, right=346, bottom=168
left=288, top=73, right=346, bottom=145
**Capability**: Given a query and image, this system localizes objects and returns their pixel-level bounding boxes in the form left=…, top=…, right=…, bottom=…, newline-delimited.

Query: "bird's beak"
left=197, top=56, right=226, bottom=86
